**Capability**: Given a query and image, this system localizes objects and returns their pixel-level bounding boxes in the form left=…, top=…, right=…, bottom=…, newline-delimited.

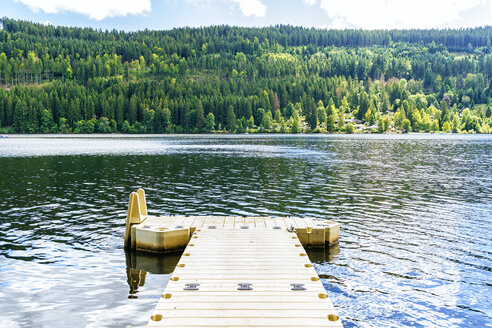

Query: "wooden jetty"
left=124, top=189, right=343, bottom=327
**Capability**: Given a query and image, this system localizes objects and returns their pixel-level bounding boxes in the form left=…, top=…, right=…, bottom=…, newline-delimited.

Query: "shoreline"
left=0, top=132, right=487, bottom=138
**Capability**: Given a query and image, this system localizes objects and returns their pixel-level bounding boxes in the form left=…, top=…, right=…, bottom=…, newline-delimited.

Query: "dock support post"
left=124, top=190, right=146, bottom=249
left=325, top=222, right=340, bottom=245
left=137, top=188, right=147, bottom=216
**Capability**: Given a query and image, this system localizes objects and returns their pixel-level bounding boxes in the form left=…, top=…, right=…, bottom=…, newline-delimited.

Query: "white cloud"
left=15, top=0, right=151, bottom=20
left=302, top=0, right=317, bottom=5
left=327, top=16, right=349, bottom=29
left=185, top=0, right=267, bottom=17
left=318, top=0, right=488, bottom=29
left=229, top=0, right=267, bottom=17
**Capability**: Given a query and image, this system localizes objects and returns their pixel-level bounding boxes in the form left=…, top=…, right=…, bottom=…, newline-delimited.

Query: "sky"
left=2, top=0, right=492, bottom=31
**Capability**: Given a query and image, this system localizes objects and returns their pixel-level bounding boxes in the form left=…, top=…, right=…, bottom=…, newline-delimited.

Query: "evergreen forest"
left=0, top=18, right=491, bottom=134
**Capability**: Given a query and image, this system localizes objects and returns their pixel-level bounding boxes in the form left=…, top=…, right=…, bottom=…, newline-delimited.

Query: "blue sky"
left=3, top=0, right=492, bottom=31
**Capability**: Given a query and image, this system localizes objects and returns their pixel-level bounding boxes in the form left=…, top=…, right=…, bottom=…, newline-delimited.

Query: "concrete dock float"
left=123, top=189, right=343, bottom=327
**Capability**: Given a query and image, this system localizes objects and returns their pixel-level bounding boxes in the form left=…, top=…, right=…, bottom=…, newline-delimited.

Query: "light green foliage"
left=205, top=112, right=215, bottom=132
left=97, top=117, right=112, bottom=133
left=236, top=117, right=245, bottom=133
left=317, top=106, right=327, bottom=127
left=344, top=123, right=355, bottom=133
left=378, top=115, right=391, bottom=133
left=58, top=118, right=71, bottom=133
left=279, top=118, right=287, bottom=133
left=452, top=114, right=461, bottom=133
left=420, top=111, right=432, bottom=132
left=442, top=121, right=452, bottom=132
left=40, top=108, right=55, bottom=133
left=121, top=120, right=132, bottom=133
left=337, top=112, right=345, bottom=130
left=74, top=119, right=96, bottom=133
left=430, top=119, right=439, bottom=132
left=290, top=110, right=301, bottom=134
left=365, top=104, right=377, bottom=126
left=262, top=111, right=273, bottom=129
left=294, top=103, right=302, bottom=117
left=0, top=18, right=490, bottom=134
left=393, top=107, right=405, bottom=129
left=402, top=119, right=411, bottom=133
left=274, top=109, right=282, bottom=123
left=143, top=108, right=155, bottom=133
left=325, top=99, right=338, bottom=132
left=235, top=52, right=246, bottom=71
left=247, top=115, right=255, bottom=129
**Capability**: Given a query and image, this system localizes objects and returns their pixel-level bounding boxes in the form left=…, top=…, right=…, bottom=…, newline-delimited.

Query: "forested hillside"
left=0, top=18, right=491, bottom=134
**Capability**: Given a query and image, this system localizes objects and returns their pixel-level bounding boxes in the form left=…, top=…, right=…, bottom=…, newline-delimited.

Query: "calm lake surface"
left=0, top=134, right=491, bottom=328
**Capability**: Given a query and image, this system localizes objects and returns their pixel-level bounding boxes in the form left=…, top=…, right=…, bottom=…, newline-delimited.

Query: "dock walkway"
left=147, top=227, right=342, bottom=327
left=123, top=189, right=342, bottom=327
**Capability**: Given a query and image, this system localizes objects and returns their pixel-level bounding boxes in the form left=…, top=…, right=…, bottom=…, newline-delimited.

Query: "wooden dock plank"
left=244, top=217, right=255, bottom=227
left=254, top=217, right=266, bottom=228
left=273, top=217, right=287, bottom=228
left=155, top=302, right=334, bottom=310
left=223, top=217, right=235, bottom=228
left=234, top=217, right=245, bottom=228
left=264, top=217, right=276, bottom=228
left=202, top=217, right=217, bottom=228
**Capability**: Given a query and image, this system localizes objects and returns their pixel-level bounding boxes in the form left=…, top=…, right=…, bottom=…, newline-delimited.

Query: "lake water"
left=0, top=134, right=491, bottom=328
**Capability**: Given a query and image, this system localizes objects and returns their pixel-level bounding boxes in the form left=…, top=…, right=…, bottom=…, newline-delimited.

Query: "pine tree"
left=227, top=105, right=236, bottom=131
left=195, top=100, right=205, bottom=132
left=357, top=92, right=370, bottom=120
left=13, top=100, right=28, bottom=133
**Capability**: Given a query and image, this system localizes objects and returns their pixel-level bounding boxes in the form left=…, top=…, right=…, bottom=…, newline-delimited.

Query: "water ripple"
left=0, top=134, right=491, bottom=327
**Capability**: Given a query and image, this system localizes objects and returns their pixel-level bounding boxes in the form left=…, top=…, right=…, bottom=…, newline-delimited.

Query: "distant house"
left=335, top=118, right=364, bottom=125
left=345, top=118, right=363, bottom=124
